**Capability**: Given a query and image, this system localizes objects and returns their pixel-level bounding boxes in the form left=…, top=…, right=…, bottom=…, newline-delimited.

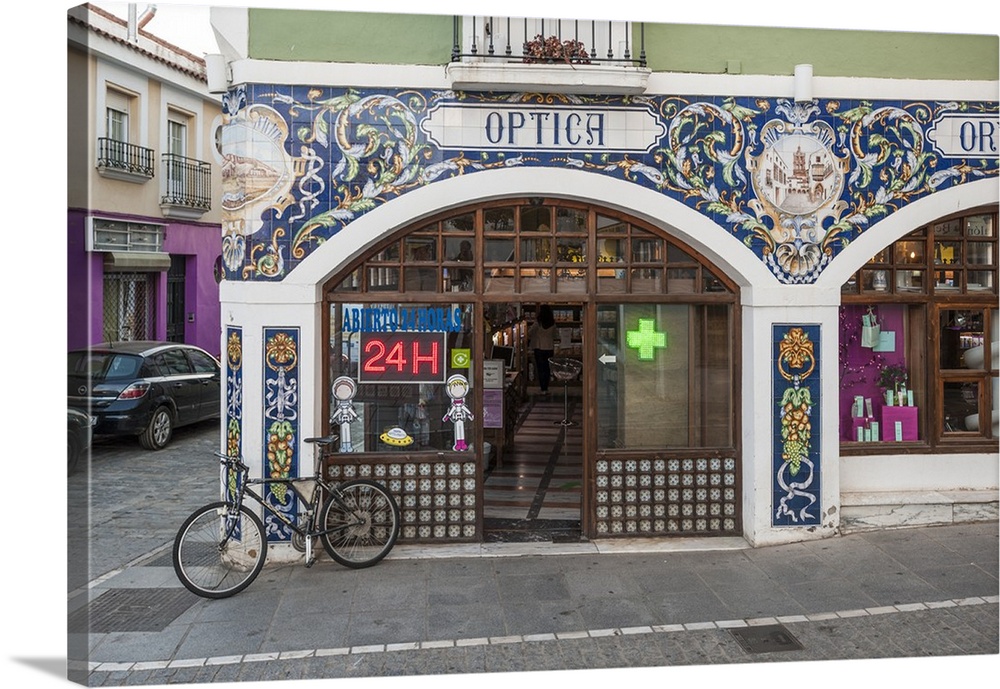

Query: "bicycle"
left=172, top=435, right=400, bottom=598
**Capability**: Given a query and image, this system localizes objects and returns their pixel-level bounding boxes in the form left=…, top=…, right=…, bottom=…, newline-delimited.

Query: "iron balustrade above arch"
left=451, top=16, right=646, bottom=67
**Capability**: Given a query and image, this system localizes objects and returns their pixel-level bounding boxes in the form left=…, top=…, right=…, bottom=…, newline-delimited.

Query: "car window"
left=67, top=352, right=95, bottom=376
left=187, top=350, right=219, bottom=374
left=68, top=352, right=141, bottom=381
left=153, top=350, right=193, bottom=376
left=105, top=355, right=142, bottom=379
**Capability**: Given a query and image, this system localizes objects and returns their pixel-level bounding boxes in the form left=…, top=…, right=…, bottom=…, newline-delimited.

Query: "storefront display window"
left=328, top=302, right=475, bottom=453
left=327, top=199, right=738, bottom=459
left=322, top=199, right=740, bottom=541
left=596, top=303, right=733, bottom=450
left=840, top=208, right=998, bottom=450
left=839, top=303, right=923, bottom=443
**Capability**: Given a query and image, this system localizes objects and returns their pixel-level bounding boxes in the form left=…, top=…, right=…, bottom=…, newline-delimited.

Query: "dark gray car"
left=67, top=407, right=94, bottom=474
left=68, top=341, right=221, bottom=450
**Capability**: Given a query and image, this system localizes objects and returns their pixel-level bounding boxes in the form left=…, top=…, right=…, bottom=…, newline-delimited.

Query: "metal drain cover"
left=69, top=588, right=197, bottom=633
left=729, top=624, right=804, bottom=653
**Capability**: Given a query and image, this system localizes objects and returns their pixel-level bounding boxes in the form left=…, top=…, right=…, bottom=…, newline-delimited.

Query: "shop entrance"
left=323, top=198, right=741, bottom=544
left=482, top=302, right=586, bottom=542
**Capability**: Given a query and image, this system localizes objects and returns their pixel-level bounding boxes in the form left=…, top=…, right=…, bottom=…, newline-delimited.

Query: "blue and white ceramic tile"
left=225, top=327, right=243, bottom=460
left=261, top=327, right=300, bottom=541
left=219, top=86, right=998, bottom=284
left=772, top=324, right=821, bottom=527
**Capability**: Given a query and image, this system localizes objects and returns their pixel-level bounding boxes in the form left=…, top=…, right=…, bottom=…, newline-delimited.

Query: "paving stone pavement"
left=52, top=422, right=1000, bottom=688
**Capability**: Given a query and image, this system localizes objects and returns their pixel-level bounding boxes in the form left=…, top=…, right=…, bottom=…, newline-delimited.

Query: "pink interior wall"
left=838, top=303, right=909, bottom=440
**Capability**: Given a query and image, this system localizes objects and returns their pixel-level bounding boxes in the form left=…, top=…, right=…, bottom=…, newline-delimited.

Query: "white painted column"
left=740, top=286, right=842, bottom=547
left=220, top=281, right=324, bottom=562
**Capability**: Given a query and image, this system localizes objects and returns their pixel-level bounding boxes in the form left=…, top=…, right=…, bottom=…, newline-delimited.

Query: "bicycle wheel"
left=173, top=502, right=267, bottom=598
left=320, top=479, right=400, bottom=568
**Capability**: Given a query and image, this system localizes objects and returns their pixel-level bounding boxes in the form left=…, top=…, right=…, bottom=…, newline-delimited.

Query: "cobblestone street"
left=34, top=422, right=995, bottom=688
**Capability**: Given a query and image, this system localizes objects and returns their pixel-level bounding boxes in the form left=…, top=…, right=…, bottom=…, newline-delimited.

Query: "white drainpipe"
left=127, top=4, right=157, bottom=42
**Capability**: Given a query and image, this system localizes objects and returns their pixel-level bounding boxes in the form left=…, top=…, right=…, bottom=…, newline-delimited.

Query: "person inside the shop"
left=453, top=240, right=474, bottom=290
left=528, top=304, right=557, bottom=395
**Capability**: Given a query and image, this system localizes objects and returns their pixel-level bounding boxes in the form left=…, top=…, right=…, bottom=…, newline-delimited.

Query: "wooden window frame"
left=841, top=206, right=998, bottom=455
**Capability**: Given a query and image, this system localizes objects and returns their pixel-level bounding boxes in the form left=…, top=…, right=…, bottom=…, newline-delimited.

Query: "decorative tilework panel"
left=262, top=328, right=300, bottom=541
left=772, top=324, right=821, bottom=527
left=220, top=85, right=998, bottom=285
left=326, top=459, right=479, bottom=541
left=224, top=326, right=243, bottom=462
left=594, top=456, right=739, bottom=535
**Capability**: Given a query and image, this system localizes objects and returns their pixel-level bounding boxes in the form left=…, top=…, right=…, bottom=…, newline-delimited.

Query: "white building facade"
left=207, top=9, right=998, bottom=557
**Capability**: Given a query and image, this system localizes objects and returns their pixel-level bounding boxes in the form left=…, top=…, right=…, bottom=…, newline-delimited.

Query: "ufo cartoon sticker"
left=380, top=426, right=414, bottom=447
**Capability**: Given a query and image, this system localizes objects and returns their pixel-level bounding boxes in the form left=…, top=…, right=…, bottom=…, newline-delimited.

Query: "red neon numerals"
left=359, top=333, right=445, bottom=382
left=361, top=339, right=389, bottom=372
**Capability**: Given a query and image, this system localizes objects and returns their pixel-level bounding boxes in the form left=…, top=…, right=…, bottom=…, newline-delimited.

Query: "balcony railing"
left=160, top=153, right=212, bottom=215
left=452, top=16, right=645, bottom=67
left=97, top=137, right=155, bottom=179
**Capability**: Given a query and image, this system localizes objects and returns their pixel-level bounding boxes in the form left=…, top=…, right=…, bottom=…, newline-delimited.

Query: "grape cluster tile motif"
left=773, top=324, right=821, bottom=527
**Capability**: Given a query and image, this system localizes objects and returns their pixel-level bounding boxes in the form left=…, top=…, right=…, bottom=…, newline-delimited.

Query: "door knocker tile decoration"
left=773, top=325, right=821, bottom=526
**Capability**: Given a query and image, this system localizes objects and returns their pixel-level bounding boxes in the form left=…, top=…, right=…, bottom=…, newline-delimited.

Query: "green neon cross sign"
left=626, top=318, right=667, bottom=360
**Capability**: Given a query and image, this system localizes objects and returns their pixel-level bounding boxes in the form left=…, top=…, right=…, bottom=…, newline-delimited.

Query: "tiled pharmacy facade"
left=219, top=83, right=998, bottom=550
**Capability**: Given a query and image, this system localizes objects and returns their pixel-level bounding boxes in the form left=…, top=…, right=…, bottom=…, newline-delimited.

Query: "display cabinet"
left=484, top=303, right=529, bottom=464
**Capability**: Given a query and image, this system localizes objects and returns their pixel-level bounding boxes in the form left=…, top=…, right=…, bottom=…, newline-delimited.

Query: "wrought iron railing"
left=97, top=137, right=156, bottom=177
left=161, top=153, right=212, bottom=211
left=452, top=16, right=645, bottom=67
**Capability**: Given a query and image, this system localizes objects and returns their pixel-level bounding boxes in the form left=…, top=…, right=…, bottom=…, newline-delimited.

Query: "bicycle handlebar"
left=214, top=451, right=249, bottom=472
left=214, top=435, right=335, bottom=476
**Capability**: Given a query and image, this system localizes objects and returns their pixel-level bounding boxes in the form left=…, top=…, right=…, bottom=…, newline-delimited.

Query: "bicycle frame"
left=218, top=452, right=362, bottom=566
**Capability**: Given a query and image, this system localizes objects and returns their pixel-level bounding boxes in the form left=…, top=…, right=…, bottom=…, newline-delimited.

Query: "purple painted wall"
left=67, top=209, right=222, bottom=358
left=67, top=211, right=95, bottom=350
left=164, top=221, right=222, bottom=357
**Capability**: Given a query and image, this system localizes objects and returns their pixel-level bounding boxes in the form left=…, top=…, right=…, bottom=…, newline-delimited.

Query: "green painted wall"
left=249, top=9, right=453, bottom=64
left=247, top=10, right=999, bottom=81
left=642, top=23, right=999, bottom=79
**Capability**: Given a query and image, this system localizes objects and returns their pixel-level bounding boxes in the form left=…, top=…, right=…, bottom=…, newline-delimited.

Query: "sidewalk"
left=72, top=520, right=998, bottom=686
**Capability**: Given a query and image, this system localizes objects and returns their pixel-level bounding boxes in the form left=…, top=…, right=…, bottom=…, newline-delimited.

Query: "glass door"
left=481, top=300, right=586, bottom=542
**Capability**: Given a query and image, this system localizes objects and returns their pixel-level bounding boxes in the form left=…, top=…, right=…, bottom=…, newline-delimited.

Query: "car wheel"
left=139, top=406, right=174, bottom=450
left=68, top=435, right=80, bottom=476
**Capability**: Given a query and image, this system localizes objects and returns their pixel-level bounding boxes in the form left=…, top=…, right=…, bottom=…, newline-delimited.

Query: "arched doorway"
left=321, top=198, right=741, bottom=542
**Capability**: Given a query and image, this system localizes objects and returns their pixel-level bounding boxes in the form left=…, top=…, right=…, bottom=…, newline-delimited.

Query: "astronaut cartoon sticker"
left=331, top=376, right=359, bottom=453
left=442, top=374, right=473, bottom=451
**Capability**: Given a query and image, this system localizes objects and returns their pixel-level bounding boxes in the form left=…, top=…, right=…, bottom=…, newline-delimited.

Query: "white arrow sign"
left=599, top=353, right=617, bottom=365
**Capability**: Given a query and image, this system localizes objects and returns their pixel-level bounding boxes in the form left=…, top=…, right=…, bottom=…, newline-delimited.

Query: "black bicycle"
left=172, top=436, right=400, bottom=598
